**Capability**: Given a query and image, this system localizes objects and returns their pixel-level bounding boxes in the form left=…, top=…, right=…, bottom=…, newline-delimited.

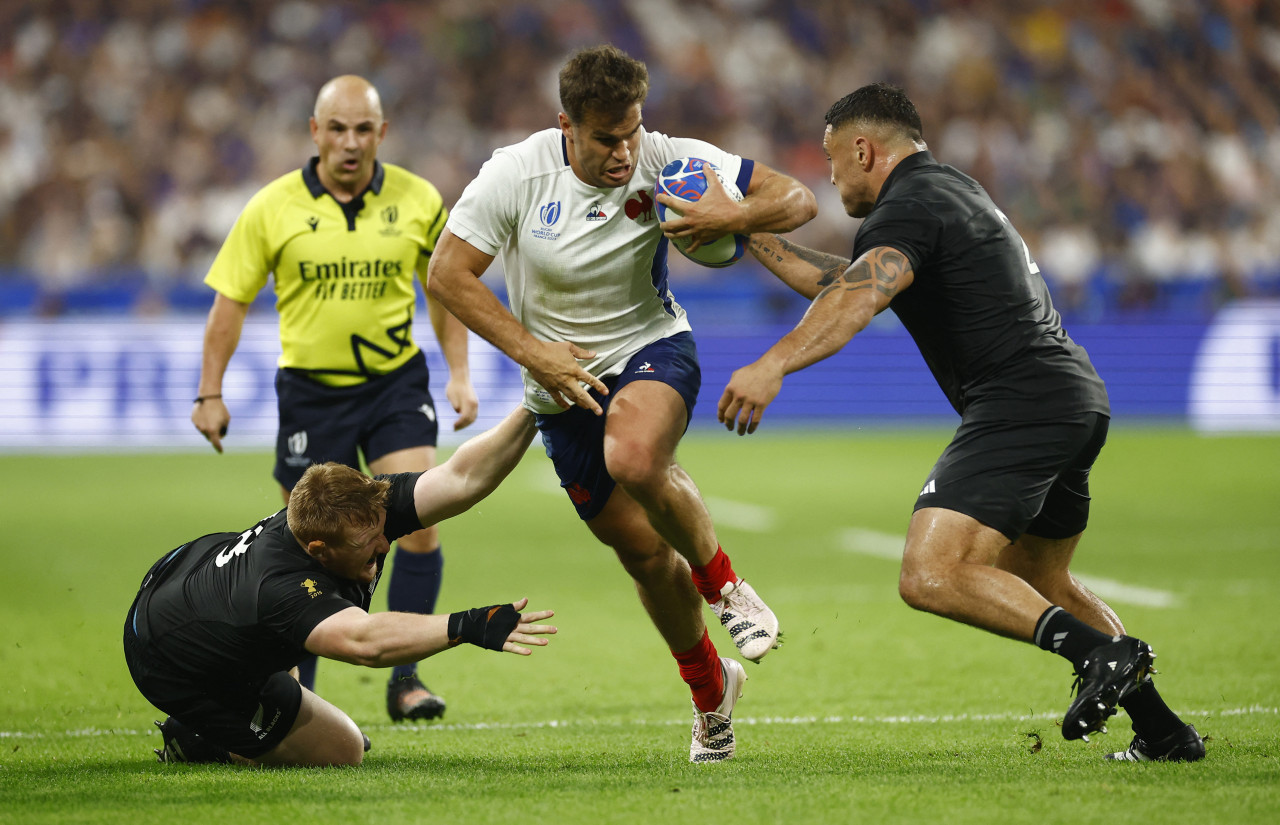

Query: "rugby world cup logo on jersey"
left=379, top=205, right=401, bottom=237
left=532, top=201, right=561, bottom=240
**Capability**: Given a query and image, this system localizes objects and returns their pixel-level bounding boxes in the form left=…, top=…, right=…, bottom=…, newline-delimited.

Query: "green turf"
left=2, top=427, right=1278, bottom=824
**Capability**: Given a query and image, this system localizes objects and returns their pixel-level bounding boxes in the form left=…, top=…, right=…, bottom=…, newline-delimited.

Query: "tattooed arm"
left=718, top=245, right=914, bottom=435
left=748, top=233, right=852, bottom=301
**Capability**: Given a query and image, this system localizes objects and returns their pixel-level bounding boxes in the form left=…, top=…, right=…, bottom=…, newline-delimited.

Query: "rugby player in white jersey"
left=426, top=45, right=816, bottom=762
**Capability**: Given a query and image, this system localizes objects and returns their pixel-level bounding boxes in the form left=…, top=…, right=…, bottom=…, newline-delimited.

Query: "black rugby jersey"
left=853, top=151, right=1109, bottom=420
left=129, top=472, right=423, bottom=685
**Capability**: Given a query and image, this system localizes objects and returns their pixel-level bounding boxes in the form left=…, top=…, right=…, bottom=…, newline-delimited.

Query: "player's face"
left=310, top=90, right=387, bottom=197
left=321, top=511, right=389, bottom=584
left=824, top=124, right=875, bottom=218
left=561, top=104, right=644, bottom=189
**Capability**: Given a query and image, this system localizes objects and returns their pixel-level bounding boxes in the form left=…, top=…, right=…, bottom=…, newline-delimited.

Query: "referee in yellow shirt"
left=192, top=75, right=477, bottom=723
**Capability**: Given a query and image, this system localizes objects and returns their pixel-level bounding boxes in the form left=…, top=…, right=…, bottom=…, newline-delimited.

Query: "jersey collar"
left=302, top=157, right=386, bottom=200
left=876, top=150, right=935, bottom=206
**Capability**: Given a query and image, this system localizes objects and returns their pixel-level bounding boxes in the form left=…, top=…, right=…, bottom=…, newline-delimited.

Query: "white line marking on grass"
left=6, top=705, right=1273, bottom=739
left=837, top=527, right=1180, bottom=608
left=704, top=496, right=776, bottom=532
left=838, top=527, right=905, bottom=560
left=1073, top=575, right=1181, bottom=609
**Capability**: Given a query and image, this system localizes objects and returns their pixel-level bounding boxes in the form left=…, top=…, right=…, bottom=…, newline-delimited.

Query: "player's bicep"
left=837, top=246, right=914, bottom=314
left=304, top=606, right=372, bottom=661
left=429, top=228, right=496, bottom=282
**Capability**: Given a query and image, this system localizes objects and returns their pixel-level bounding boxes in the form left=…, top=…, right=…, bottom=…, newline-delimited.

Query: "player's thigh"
left=604, top=380, right=688, bottom=468
left=903, top=506, right=1010, bottom=574
left=602, top=332, right=701, bottom=471
left=253, top=685, right=364, bottom=768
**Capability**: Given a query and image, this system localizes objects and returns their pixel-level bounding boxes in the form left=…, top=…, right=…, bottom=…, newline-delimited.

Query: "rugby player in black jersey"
left=717, top=83, right=1202, bottom=763
left=125, top=407, right=555, bottom=767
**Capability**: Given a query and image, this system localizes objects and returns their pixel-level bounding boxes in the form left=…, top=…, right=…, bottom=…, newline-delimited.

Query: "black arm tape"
left=447, top=603, right=520, bottom=652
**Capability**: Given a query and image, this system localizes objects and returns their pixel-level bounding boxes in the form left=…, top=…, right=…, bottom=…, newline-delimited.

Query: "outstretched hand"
left=501, top=597, right=557, bottom=656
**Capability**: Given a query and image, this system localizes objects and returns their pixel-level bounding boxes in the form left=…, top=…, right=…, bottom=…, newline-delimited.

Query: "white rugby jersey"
left=447, top=127, right=753, bottom=414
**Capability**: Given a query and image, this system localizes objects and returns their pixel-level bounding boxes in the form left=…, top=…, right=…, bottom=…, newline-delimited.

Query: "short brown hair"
left=558, top=44, right=649, bottom=124
left=287, top=462, right=390, bottom=548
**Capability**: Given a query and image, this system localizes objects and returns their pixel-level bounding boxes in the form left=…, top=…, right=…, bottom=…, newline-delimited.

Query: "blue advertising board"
left=0, top=302, right=1277, bottom=451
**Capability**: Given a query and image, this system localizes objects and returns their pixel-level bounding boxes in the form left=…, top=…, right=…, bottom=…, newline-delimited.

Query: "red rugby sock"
left=673, top=629, right=725, bottom=712
left=690, top=547, right=737, bottom=604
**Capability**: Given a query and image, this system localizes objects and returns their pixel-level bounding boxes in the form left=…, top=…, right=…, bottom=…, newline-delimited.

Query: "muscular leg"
left=602, top=381, right=719, bottom=567
left=586, top=486, right=706, bottom=653
left=247, top=687, right=365, bottom=767
left=996, top=532, right=1124, bottom=637
left=899, top=507, right=1056, bottom=641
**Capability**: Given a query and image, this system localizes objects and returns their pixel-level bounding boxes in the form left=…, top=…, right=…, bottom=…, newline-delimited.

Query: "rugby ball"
left=654, top=157, right=748, bottom=268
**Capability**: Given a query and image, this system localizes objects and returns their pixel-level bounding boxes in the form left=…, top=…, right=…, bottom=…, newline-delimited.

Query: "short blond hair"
left=287, top=462, right=390, bottom=548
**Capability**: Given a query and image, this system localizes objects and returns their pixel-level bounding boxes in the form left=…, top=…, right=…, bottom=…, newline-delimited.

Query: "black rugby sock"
left=1119, top=680, right=1186, bottom=741
left=1033, top=606, right=1115, bottom=670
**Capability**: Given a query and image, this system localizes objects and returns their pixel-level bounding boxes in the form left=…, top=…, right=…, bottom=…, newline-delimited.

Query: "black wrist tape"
left=447, top=603, right=520, bottom=651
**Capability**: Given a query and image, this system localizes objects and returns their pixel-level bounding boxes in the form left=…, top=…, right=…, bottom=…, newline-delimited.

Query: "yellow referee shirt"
left=205, top=159, right=448, bottom=386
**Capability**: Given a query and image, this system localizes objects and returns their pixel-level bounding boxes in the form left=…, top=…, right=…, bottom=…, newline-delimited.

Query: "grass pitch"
left=1, top=427, right=1278, bottom=824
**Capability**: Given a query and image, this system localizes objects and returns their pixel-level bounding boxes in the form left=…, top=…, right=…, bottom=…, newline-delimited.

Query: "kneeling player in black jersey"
left=125, top=408, right=555, bottom=767
left=718, top=83, right=1202, bottom=763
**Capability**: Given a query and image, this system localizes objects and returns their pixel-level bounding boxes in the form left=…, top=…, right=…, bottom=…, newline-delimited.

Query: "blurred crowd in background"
left=2, top=0, right=1279, bottom=319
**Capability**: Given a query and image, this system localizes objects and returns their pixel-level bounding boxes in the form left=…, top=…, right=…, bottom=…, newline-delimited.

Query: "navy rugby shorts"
left=914, top=410, right=1110, bottom=542
left=536, top=332, right=700, bottom=521
left=274, top=350, right=438, bottom=489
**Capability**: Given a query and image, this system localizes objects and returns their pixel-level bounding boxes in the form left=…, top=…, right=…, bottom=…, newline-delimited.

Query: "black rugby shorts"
left=914, top=411, right=1109, bottom=542
left=124, top=625, right=303, bottom=759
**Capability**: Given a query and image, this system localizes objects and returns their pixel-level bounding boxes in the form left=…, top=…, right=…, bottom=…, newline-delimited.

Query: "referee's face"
left=317, top=511, right=390, bottom=584
left=310, top=88, right=388, bottom=200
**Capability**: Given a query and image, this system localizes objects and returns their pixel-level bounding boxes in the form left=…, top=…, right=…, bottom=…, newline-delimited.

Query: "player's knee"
left=898, top=560, right=943, bottom=613
left=603, top=443, right=664, bottom=492
left=319, top=729, right=366, bottom=767
left=613, top=537, right=675, bottom=583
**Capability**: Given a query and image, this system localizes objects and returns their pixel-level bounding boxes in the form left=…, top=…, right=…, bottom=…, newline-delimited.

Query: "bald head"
left=314, top=75, right=383, bottom=123
left=309, top=75, right=388, bottom=200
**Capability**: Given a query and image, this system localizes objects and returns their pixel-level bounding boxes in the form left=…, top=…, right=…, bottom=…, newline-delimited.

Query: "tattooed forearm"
left=751, top=234, right=850, bottom=288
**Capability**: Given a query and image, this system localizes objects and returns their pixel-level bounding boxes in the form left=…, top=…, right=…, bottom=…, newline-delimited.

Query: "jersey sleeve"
left=853, top=198, right=941, bottom=274
left=377, top=472, right=426, bottom=543
left=446, top=148, right=523, bottom=257
left=416, top=192, right=450, bottom=284
left=259, top=569, right=360, bottom=650
left=203, top=185, right=278, bottom=303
